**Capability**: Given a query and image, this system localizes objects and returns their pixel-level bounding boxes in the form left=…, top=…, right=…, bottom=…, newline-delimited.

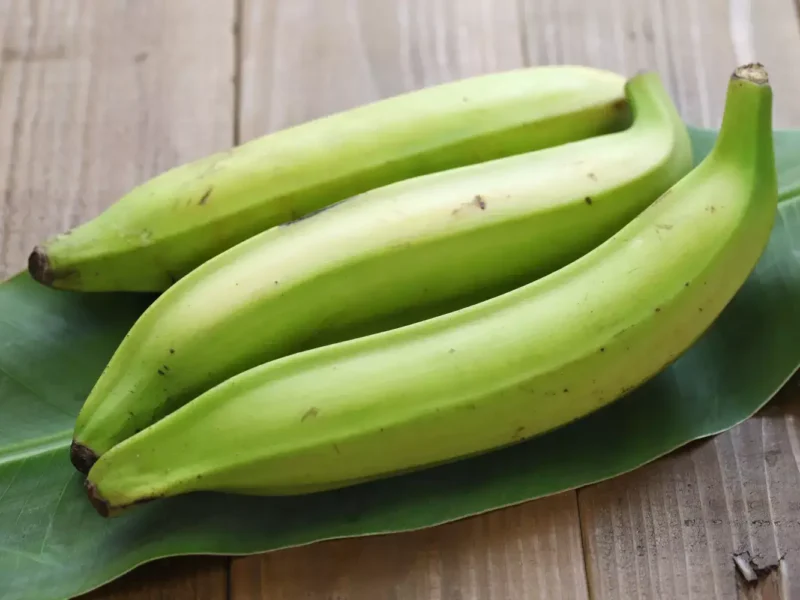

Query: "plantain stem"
left=733, top=62, right=769, bottom=86
left=712, top=63, right=774, bottom=176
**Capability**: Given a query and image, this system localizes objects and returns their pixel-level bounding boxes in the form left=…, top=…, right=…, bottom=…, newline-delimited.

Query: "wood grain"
left=229, top=492, right=588, bottom=600
left=0, top=1, right=234, bottom=597
left=77, top=556, right=229, bottom=600
left=0, top=0, right=235, bottom=279
left=238, top=0, right=529, bottom=141
left=518, top=0, right=800, bottom=128
left=579, top=375, right=800, bottom=600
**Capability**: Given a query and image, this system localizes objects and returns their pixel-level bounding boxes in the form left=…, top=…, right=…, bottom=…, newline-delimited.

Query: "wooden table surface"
left=2, top=1, right=800, bottom=598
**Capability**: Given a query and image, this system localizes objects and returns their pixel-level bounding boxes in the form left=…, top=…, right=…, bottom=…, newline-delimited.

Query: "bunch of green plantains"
left=28, top=63, right=777, bottom=518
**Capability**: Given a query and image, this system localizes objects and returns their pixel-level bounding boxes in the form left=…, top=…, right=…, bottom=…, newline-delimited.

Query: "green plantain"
left=70, top=71, right=691, bottom=474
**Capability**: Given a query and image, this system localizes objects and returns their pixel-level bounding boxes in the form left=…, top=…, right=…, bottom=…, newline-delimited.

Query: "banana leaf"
left=1, top=127, right=799, bottom=600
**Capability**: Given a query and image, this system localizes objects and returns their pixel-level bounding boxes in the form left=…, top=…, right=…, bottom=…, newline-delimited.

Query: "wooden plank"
left=579, top=376, right=800, bottom=600
left=518, top=0, right=800, bottom=127
left=0, top=0, right=236, bottom=279
left=229, top=492, right=588, bottom=600
left=238, top=0, right=530, bottom=141
left=0, top=0, right=234, bottom=597
left=77, top=556, right=229, bottom=600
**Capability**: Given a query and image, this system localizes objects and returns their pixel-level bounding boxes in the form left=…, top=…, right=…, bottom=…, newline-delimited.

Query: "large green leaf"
left=1, top=128, right=799, bottom=600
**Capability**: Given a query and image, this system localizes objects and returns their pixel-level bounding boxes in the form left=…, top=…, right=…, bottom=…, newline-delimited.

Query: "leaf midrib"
left=0, top=431, right=71, bottom=466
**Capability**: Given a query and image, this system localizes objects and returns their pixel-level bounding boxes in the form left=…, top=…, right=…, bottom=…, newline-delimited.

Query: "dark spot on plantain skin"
left=651, top=189, right=672, bottom=207
left=613, top=98, right=629, bottom=112
left=70, top=441, right=98, bottom=475
left=563, top=388, right=569, bottom=393
left=512, top=426, right=526, bottom=441
left=449, top=348, right=456, bottom=354
left=198, top=186, right=213, bottom=205
left=685, top=282, right=690, bottom=287
left=28, top=247, right=55, bottom=286
left=706, top=205, right=716, bottom=213
left=169, top=348, right=175, bottom=354
left=655, top=307, right=661, bottom=313
left=85, top=479, right=157, bottom=518
left=134, top=51, right=148, bottom=63
left=333, top=443, right=341, bottom=454
left=452, top=195, right=487, bottom=215
left=301, top=407, right=319, bottom=422
left=163, top=365, right=170, bottom=371
left=656, top=223, right=673, bottom=230
left=280, top=196, right=354, bottom=227
left=157, top=369, right=165, bottom=376
left=600, top=347, right=605, bottom=352
left=584, top=197, right=593, bottom=205
left=587, top=173, right=598, bottom=181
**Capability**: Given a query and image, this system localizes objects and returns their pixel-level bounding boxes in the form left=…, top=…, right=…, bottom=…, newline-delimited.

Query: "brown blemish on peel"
left=85, top=480, right=156, bottom=518
left=452, top=195, right=488, bottom=215
left=584, top=197, right=593, bottom=205
left=198, top=186, right=213, bottom=205
left=613, top=98, right=629, bottom=112
left=301, top=407, right=319, bottom=422
left=587, top=173, right=597, bottom=181
left=28, top=247, right=55, bottom=286
left=70, top=441, right=98, bottom=475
